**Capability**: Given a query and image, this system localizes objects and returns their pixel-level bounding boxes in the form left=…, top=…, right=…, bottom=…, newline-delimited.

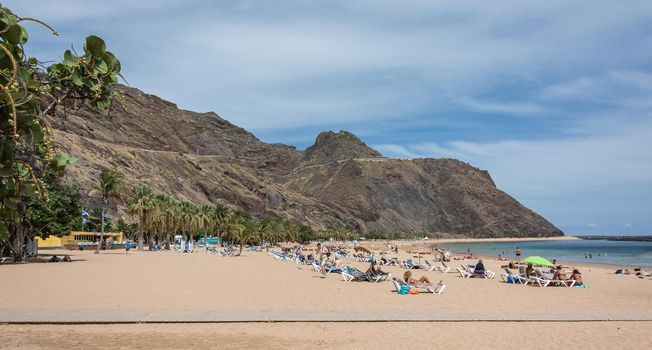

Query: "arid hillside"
left=52, top=86, right=562, bottom=237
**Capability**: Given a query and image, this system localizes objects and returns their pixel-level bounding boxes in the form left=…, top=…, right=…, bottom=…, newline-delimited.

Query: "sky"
left=6, top=0, right=652, bottom=235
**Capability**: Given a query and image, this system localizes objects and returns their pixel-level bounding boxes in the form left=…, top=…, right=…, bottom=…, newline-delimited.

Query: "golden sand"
left=0, top=246, right=650, bottom=349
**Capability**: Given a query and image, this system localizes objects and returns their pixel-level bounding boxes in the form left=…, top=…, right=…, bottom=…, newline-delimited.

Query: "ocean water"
left=435, top=239, right=652, bottom=268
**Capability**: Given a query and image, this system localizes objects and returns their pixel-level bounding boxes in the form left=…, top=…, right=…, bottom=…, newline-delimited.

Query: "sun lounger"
left=424, top=260, right=438, bottom=272
left=392, top=277, right=446, bottom=294
left=437, top=262, right=451, bottom=273
left=500, top=267, right=528, bottom=284
left=530, top=269, right=576, bottom=287
left=342, top=267, right=388, bottom=283
left=325, top=265, right=344, bottom=273
left=403, top=259, right=426, bottom=270
left=458, top=265, right=494, bottom=279
left=475, top=270, right=496, bottom=279
left=457, top=267, right=472, bottom=278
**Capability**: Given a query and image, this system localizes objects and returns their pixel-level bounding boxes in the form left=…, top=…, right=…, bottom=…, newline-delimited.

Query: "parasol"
left=354, top=246, right=372, bottom=254
left=523, top=256, right=554, bottom=268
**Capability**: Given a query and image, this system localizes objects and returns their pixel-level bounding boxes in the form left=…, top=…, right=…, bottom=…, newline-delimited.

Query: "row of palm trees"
left=126, top=185, right=303, bottom=254
left=92, top=169, right=375, bottom=254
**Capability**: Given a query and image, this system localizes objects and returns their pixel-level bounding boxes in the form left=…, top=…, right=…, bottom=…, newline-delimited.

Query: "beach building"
left=35, top=231, right=124, bottom=249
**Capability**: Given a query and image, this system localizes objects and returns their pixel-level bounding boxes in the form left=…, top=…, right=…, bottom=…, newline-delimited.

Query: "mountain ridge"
left=52, top=85, right=563, bottom=237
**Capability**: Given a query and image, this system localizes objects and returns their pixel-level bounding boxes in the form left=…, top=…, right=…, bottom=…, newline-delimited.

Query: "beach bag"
left=398, top=284, right=410, bottom=295
left=507, top=275, right=518, bottom=284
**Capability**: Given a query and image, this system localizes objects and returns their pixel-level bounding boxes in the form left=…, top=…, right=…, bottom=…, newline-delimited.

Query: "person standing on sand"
left=125, top=241, right=131, bottom=255
left=515, top=247, right=521, bottom=260
left=317, top=242, right=329, bottom=278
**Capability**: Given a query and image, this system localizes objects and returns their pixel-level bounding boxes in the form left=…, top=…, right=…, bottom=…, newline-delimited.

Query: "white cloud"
left=8, top=0, right=652, bottom=234
left=457, top=97, right=546, bottom=116
left=375, top=116, right=652, bottom=233
left=371, top=144, right=420, bottom=159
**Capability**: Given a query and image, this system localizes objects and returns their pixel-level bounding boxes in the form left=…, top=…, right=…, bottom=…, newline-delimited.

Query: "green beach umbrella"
left=523, top=256, right=554, bottom=267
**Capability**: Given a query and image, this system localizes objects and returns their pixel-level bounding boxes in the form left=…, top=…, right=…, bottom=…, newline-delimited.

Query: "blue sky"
left=7, top=0, right=652, bottom=235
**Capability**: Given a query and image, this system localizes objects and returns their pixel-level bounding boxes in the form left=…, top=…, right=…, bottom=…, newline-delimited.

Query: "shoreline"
left=429, top=236, right=580, bottom=244
left=387, top=236, right=648, bottom=269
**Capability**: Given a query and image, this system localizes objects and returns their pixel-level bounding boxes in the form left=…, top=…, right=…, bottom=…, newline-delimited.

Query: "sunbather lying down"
left=403, top=270, right=440, bottom=287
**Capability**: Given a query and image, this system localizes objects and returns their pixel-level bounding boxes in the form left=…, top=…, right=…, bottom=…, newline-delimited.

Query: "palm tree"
left=128, top=186, right=153, bottom=250
left=282, top=219, right=298, bottom=243
left=90, top=168, right=124, bottom=254
left=151, top=194, right=173, bottom=249
left=178, top=201, right=194, bottom=242
left=225, top=222, right=247, bottom=255
left=210, top=204, right=229, bottom=245
left=264, top=219, right=284, bottom=246
left=196, top=204, right=213, bottom=248
left=210, top=204, right=228, bottom=241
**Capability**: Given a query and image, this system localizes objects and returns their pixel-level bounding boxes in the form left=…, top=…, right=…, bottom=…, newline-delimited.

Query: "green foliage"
left=117, top=182, right=317, bottom=251
left=112, top=217, right=138, bottom=240
left=93, top=168, right=124, bottom=203
left=297, top=224, right=317, bottom=243
left=25, top=175, right=81, bottom=238
left=0, top=4, right=120, bottom=259
left=127, top=185, right=152, bottom=249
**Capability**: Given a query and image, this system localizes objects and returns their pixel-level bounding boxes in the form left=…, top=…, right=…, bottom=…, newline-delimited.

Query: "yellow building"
left=36, top=231, right=124, bottom=248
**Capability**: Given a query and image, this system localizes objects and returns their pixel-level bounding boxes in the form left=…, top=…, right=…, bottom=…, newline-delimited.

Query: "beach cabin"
left=35, top=231, right=124, bottom=249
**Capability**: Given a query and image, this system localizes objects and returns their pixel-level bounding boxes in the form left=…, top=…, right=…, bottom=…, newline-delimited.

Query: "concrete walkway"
left=2, top=309, right=651, bottom=324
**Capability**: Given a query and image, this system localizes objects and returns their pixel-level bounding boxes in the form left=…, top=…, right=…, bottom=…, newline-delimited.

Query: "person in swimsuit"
left=553, top=266, right=568, bottom=280
left=403, top=270, right=431, bottom=285
left=366, top=260, right=386, bottom=276
left=317, top=243, right=329, bottom=278
left=515, top=247, right=521, bottom=260
left=570, top=269, right=583, bottom=286
left=525, top=263, right=535, bottom=278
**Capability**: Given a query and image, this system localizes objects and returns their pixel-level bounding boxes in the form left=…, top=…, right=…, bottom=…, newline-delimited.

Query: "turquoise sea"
left=435, top=239, right=652, bottom=268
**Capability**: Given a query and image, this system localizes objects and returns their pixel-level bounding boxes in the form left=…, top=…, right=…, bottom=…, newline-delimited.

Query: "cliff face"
left=52, top=86, right=563, bottom=237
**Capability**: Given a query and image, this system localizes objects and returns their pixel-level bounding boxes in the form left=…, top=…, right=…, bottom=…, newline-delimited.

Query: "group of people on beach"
left=518, top=259, right=584, bottom=286
left=47, top=255, right=72, bottom=263
left=311, top=242, right=444, bottom=291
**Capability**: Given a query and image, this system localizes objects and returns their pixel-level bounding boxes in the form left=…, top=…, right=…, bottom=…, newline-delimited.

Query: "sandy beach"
left=2, top=322, right=650, bottom=350
left=1, top=247, right=650, bottom=349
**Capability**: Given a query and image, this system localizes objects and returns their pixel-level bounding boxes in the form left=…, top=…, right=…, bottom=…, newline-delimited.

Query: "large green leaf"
left=31, top=123, right=44, bottom=143
left=63, top=50, right=78, bottom=66
left=4, top=23, right=22, bottom=44
left=85, top=35, right=106, bottom=58
left=48, top=63, right=64, bottom=74
left=71, top=69, right=83, bottom=86
left=19, top=25, right=28, bottom=44
left=103, top=52, right=121, bottom=74
left=94, top=59, right=108, bottom=74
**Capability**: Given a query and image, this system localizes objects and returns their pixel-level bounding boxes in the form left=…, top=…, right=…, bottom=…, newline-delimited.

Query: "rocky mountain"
left=51, top=86, right=563, bottom=237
